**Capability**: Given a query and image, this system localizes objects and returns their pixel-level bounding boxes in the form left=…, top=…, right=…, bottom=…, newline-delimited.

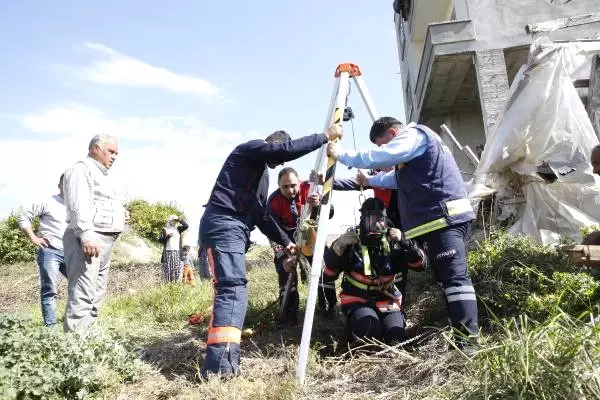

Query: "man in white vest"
left=62, top=133, right=126, bottom=332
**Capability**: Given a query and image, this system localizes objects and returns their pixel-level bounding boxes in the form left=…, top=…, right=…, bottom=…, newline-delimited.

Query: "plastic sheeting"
left=470, top=37, right=600, bottom=244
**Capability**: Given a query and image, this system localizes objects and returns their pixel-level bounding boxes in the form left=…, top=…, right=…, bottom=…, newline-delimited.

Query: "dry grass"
left=7, top=242, right=596, bottom=400
left=0, top=244, right=472, bottom=400
left=0, top=261, right=48, bottom=313
left=245, top=245, right=274, bottom=271
left=0, top=261, right=163, bottom=315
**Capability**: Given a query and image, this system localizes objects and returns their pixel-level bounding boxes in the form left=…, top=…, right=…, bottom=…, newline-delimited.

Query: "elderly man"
left=18, top=174, right=67, bottom=327
left=62, top=133, right=127, bottom=332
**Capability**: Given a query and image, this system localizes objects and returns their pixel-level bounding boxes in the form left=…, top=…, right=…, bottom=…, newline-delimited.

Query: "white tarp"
left=470, top=37, right=600, bottom=244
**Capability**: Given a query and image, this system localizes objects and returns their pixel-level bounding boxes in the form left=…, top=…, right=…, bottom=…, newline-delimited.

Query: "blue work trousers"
left=199, top=211, right=250, bottom=377
left=419, top=222, right=478, bottom=339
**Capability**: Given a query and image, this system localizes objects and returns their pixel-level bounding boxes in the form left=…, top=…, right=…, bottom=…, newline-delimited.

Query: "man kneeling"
left=316, top=198, right=426, bottom=344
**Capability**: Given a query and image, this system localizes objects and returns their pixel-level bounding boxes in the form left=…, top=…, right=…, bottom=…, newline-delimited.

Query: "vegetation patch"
left=0, top=315, right=143, bottom=400
left=468, top=230, right=600, bottom=323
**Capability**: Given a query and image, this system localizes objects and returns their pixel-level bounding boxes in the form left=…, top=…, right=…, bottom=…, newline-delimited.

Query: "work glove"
left=272, top=244, right=286, bottom=261
left=396, top=239, right=427, bottom=272
left=331, top=231, right=359, bottom=256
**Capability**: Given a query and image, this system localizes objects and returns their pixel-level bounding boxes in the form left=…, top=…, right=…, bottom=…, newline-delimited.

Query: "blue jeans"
left=37, top=247, right=67, bottom=326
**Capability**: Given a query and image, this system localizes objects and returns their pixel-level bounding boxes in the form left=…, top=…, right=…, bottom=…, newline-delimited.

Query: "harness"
left=342, top=234, right=401, bottom=297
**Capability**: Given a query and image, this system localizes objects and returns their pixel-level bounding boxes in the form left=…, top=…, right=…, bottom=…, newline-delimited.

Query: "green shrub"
left=580, top=224, right=600, bottom=238
left=461, top=312, right=600, bottom=399
left=469, top=230, right=600, bottom=323
left=125, top=199, right=186, bottom=243
left=0, top=211, right=38, bottom=265
left=0, top=315, right=142, bottom=400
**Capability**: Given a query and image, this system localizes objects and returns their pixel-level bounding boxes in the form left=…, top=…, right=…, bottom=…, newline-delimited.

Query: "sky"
left=0, top=1, right=406, bottom=245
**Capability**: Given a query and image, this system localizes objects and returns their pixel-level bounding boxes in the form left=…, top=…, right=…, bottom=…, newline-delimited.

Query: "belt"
left=404, top=198, right=473, bottom=239
left=345, top=275, right=394, bottom=291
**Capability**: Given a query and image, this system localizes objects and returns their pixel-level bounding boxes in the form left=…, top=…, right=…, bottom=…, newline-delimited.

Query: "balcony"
left=411, top=19, right=476, bottom=121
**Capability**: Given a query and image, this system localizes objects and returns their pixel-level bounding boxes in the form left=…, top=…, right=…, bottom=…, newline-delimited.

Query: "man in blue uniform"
left=199, top=124, right=342, bottom=377
left=327, top=116, right=478, bottom=349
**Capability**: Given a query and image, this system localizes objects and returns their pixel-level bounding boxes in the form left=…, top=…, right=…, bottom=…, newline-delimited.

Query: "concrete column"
left=474, top=49, right=510, bottom=138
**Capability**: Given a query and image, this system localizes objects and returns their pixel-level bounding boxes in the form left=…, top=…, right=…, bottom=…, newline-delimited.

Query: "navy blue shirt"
left=205, top=133, right=328, bottom=245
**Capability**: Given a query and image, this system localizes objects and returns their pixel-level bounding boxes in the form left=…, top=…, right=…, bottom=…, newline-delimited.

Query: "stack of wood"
left=560, top=244, right=600, bottom=268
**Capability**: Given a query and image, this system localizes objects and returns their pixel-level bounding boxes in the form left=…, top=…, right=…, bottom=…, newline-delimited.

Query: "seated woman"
left=317, top=197, right=426, bottom=345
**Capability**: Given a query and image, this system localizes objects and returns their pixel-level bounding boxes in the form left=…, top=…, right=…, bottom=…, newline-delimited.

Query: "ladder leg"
left=352, top=75, right=380, bottom=122
left=296, top=72, right=350, bottom=386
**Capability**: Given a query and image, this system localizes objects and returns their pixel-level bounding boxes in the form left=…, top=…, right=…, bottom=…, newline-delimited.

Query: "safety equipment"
left=358, top=198, right=388, bottom=247
left=296, top=63, right=380, bottom=385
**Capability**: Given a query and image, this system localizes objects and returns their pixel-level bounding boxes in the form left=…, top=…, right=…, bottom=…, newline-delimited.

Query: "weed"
left=0, top=315, right=142, bottom=400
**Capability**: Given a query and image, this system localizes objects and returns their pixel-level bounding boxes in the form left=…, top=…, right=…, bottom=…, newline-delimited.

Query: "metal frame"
left=295, top=63, right=379, bottom=385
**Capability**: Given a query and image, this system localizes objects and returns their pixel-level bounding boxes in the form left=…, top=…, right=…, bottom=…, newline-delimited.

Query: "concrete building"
left=393, top=0, right=600, bottom=174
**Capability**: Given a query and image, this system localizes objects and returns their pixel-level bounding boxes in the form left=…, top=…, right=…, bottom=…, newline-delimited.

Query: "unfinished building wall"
left=441, top=108, right=486, bottom=176
left=467, top=0, right=600, bottom=48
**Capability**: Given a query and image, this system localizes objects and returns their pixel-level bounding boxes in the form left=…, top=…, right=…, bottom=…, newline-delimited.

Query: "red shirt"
left=373, top=188, right=392, bottom=208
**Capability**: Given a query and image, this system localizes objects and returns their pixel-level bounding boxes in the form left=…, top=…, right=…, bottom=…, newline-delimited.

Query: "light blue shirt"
left=338, top=123, right=428, bottom=170
left=368, top=170, right=399, bottom=189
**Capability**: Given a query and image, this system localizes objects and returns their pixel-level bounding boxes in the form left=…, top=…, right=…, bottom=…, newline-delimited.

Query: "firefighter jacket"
left=267, top=180, right=335, bottom=245
left=318, top=230, right=425, bottom=314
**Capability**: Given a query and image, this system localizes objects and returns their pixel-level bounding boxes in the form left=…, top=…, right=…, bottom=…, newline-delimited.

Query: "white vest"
left=81, top=157, right=125, bottom=233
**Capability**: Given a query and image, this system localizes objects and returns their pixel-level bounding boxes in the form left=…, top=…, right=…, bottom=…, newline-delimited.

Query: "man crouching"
left=315, top=197, right=426, bottom=344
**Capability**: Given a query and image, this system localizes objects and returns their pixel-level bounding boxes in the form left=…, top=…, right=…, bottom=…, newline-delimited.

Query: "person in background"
left=17, top=173, right=68, bottom=327
left=159, top=215, right=189, bottom=282
left=181, top=245, right=197, bottom=286
left=582, top=145, right=600, bottom=244
left=62, top=133, right=128, bottom=332
left=326, top=167, right=401, bottom=229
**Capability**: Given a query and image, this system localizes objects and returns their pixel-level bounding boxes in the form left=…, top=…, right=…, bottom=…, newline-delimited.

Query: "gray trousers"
left=63, top=229, right=117, bottom=332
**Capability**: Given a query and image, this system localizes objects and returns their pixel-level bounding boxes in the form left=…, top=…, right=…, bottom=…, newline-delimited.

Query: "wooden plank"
left=440, top=124, right=480, bottom=167
left=560, top=244, right=600, bottom=267
left=463, top=145, right=480, bottom=167
left=526, top=12, right=600, bottom=34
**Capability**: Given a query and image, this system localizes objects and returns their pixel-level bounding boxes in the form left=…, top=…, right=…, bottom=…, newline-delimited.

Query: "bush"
left=125, top=199, right=186, bottom=243
left=461, top=313, right=600, bottom=399
left=0, top=211, right=38, bottom=265
left=0, top=315, right=142, bottom=400
left=468, top=230, right=600, bottom=323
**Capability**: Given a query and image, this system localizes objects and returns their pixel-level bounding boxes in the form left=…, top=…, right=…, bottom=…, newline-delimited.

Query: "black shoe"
left=200, top=368, right=240, bottom=381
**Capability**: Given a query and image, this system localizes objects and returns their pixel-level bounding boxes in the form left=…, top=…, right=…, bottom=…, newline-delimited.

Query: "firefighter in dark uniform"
left=199, top=124, right=343, bottom=377
left=328, top=116, right=479, bottom=349
left=317, top=197, right=426, bottom=344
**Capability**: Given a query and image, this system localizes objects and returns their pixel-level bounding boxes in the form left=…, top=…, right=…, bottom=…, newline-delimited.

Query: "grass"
left=460, top=312, right=600, bottom=399
left=1, top=233, right=600, bottom=399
